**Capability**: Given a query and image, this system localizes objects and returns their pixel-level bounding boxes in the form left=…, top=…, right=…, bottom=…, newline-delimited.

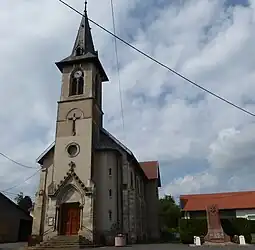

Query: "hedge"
left=160, top=228, right=180, bottom=243
left=179, top=219, right=207, bottom=244
left=179, top=218, right=252, bottom=244
left=222, top=218, right=252, bottom=244
left=249, top=220, right=255, bottom=233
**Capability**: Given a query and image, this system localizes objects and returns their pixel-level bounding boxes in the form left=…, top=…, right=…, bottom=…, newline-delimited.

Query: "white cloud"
left=209, top=124, right=255, bottom=173
left=163, top=172, right=218, bottom=197
left=1, top=0, right=255, bottom=200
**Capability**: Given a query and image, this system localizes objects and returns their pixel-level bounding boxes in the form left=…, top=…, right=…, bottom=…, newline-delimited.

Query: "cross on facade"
left=68, top=113, right=81, bottom=136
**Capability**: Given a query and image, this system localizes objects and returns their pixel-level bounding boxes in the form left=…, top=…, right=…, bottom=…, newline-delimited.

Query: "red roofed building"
left=140, top=161, right=161, bottom=240
left=180, top=191, right=255, bottom=220
left=140, top=161, right=161, bottom=187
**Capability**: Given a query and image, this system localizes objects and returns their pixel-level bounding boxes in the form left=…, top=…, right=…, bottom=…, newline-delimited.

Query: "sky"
left=0, top=0, right=255, bottom=201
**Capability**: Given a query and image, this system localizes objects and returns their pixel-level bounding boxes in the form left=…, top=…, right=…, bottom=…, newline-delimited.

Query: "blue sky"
left=0, top=0, right=255, bottom=201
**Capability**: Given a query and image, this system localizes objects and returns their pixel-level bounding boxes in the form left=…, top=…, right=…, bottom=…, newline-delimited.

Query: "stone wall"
left=145, top=180, right=160, bottom=240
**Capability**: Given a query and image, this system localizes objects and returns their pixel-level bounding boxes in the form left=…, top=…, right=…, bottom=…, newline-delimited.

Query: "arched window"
left=77, top=77, right=84, bottom=95
left=75, top=46, right=83, bottom=56
left=69, top=69, right=84, bottom=96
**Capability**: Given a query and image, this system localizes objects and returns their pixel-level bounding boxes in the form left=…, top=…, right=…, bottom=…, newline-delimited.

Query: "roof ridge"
left=180, top=190, right=255, bottom=197
left=0, top=192, right=32, bottom=218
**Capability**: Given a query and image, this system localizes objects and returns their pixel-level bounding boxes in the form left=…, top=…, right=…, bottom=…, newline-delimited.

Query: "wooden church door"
left=61, top=203, right=80, bottom=235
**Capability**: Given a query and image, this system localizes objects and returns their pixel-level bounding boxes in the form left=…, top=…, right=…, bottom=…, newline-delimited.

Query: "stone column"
left=79, top=205, right=84, bottom=233
left=44, top=198, right=58, bottom=239
left=129, top=189, right=136, bottom=243
left=32, top=168, right=47, bottom=236
left=79, top=193, right=94, bottom=243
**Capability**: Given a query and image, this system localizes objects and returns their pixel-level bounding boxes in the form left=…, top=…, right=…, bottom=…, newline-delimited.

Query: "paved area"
left=0, top=242, right=26, bottom=250
left=103, top=243, right=255, bottom=249
left=1, top=242, right=255, bottom=250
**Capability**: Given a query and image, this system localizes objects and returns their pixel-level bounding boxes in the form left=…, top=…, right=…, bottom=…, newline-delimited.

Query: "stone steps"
left=30, top=244, right=100, bottom=249
left=29, top=235, right=101, bottom=249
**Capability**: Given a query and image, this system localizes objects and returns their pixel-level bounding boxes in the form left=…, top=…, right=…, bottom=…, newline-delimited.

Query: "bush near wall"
left=249, top=220, right=255, bottom=233
left=179, top=219, right=207, bottom=244
left=160, top=228, right=180, bottom=243
left=179, top=218, right=252, bottom=244
left=221, top=218, right=251, bottom=244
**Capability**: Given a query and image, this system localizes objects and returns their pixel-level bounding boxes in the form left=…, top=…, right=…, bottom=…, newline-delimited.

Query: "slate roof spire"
left=71, top=0, right=96, bottom=56
left=56, top=1, right=108, bottom=81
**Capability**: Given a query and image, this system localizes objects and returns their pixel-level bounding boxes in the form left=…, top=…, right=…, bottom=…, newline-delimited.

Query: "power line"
left=2, top=169, right=40, bottom=192
left=0, top=152, right=39, bottom=169
left=58, top=0, right=255, bottom=118
left=110, top=0, right=125, bottom=133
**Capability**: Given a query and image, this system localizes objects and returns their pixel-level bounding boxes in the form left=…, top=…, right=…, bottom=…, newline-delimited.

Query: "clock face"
left=74, top=70, right=83, bottom=78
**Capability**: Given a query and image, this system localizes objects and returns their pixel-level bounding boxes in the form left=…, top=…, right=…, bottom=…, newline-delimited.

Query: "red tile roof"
left=180, top=191, right=255, bottom=211
left=139, top=161, right=159, bottom=180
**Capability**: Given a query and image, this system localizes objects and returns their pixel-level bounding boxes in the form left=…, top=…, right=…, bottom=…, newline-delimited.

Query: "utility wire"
left=2, top=169, right=40, bottom=192
left=110, top=0, right=125, bottom=133
left=0, top=152, right=39, bottom=169
left=58, top=0, right=255, bottom=117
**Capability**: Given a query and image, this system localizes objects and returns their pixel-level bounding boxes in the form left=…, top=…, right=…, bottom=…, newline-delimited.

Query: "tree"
left=15, top=192, right=24, bottom=204
left=15, top=192, right=33, bottom=214
left=159, top=195, right=181, bottom=230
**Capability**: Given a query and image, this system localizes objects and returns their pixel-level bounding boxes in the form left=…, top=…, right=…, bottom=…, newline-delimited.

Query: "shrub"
left=221, top=218, right=252, bottom=244
left=179, top=219, right=207, bottom=244
left=179, top=231, right=194, bottom=244
left=160, top=228, right=180, bottom=242
left=180, top=218, right=252, bottom=244
left=221, top=219, right=236, bottom=236
left=249, top=220, right=255, bottom=233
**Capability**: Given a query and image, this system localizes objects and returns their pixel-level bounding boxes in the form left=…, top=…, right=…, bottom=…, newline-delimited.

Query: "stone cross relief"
left=69, top=161, right=76, bottom=171
left=68, top=113, right=81, bottom=136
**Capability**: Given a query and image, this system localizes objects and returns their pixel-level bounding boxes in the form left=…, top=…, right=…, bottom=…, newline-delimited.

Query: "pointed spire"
left=85, top=0, right=87, bottom=13
left=71, top=1, right=96, bottom=57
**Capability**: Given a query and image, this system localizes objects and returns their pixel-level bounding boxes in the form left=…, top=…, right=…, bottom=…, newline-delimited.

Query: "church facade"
left=32, top=6, right=161, bottom=245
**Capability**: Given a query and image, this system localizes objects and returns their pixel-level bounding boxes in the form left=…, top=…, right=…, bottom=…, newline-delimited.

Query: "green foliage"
left=249, top=220, right=255, bottom=233
left=159, top=195, right=181, bottom=230
left=159, top=195, right=181, bottom=242
left=180, top=218, right=252, bottom=244
left=179, top=218, right=207, bottom=244
left=160, top=227, right=180, bottom=243
left=232, top=218, right=250, bottom=235
left=15, top=192, right=32, bottom=214
left=221, top=218, right=251, bottom=243
left=14, top=192, right=24, bottom=204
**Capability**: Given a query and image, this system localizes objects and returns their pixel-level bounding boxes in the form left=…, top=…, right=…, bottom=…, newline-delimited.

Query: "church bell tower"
left=54, top=4, right=108, bottom=184
left=51, top=3, right=108, bottom=238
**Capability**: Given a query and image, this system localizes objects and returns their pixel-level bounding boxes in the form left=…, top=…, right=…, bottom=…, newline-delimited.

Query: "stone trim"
left=48, top=167, right=90, bottom=197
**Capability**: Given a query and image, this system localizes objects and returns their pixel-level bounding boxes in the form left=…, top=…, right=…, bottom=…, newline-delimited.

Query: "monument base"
left=204, top=229, right=231, bottom=243
left=203, top=241, right=235, bottom=246
left=204, top=204, right=232, bottom=244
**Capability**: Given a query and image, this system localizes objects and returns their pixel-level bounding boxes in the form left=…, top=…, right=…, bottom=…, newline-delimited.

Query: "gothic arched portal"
left=56, top=184, right=85, bottom=235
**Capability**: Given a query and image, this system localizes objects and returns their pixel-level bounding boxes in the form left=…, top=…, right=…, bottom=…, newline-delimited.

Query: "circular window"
left=66, top=143, right=79, bottom=157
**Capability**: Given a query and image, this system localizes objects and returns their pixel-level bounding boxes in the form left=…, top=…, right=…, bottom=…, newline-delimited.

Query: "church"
left=32, top=4, right=161, bottom=245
